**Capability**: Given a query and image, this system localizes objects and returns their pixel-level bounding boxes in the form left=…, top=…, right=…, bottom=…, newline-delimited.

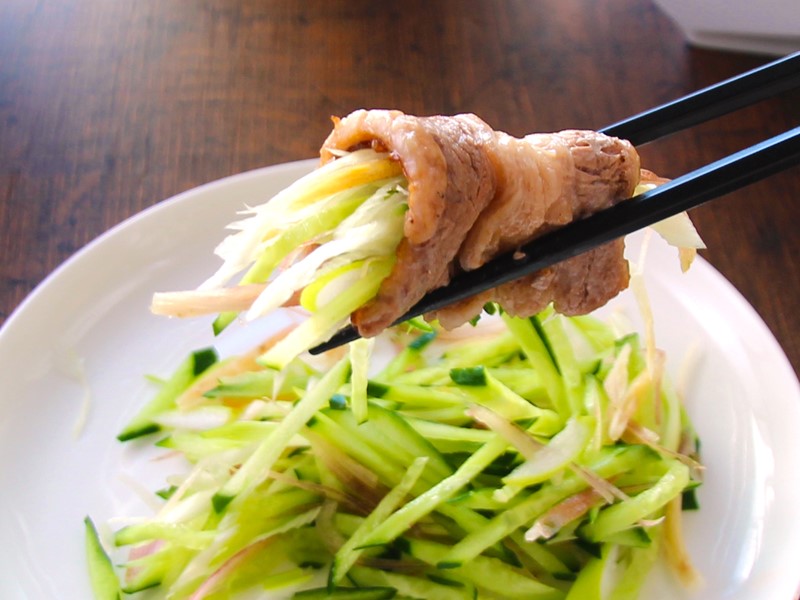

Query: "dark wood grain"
left=1, top=0, right=800, bottom=596
left=1, top=1, right=798, bottom=368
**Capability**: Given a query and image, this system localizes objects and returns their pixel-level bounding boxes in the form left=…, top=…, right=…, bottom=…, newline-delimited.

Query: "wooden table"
left=1, top=0, right=800, bottom=595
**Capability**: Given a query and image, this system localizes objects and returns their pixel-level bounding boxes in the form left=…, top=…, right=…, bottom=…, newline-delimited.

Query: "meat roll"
left=153, top=109, right=648, bottom=363
left=321, top=110, right=640, bottom=336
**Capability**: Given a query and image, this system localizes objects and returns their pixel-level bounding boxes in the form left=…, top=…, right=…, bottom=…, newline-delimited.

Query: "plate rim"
left=0, top=159, right=319, bottom=342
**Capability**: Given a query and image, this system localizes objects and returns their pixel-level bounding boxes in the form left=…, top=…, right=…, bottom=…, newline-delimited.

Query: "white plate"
left=1, top=160, right=799, bottom=599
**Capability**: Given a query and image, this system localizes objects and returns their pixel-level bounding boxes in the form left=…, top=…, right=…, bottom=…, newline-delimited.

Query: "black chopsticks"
left=600, top=51, right=800, bottom=145
left=310, top=52, right=800, bottom=355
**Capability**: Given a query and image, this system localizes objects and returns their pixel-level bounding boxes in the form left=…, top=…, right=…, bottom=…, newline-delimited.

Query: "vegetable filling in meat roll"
left=152, top=109, right=702, bottom=365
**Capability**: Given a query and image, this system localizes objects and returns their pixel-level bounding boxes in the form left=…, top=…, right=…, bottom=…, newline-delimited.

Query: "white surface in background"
left=654, top=0, right=800, bottom=55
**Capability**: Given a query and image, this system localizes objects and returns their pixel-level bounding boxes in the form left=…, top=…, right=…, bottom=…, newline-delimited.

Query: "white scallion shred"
left=636, top=181, right=706, bottom=272
left=54, top=348, right=92, bottom=440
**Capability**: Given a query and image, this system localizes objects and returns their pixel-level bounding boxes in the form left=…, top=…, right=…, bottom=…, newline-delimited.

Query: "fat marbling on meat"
left=320, top=110, right=641, bottom=337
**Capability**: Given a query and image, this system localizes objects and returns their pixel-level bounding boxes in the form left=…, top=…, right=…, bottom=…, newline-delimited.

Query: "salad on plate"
left=86, top=110, right=707, bottom=600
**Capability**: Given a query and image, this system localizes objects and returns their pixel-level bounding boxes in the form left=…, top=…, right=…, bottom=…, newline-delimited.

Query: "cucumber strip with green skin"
left=405, top=538, right=562, bottom=600
left=660, top=377, right=683, bottom=452
left=333, top=512, right=366, bottom=537
left=306, top=412, right=410, bottom=486
left=117, top=348, right=218, bottom=441
left=439, top=446, right=651, bottom=567
left=203, top=369, right=277, bottom=398
left=350, top=338, right=374, bottom=423
left=252, top=567, right=316, bottom=593
left=541, top=316, right=585, bottom=415
left=565, top=535, right=662, bottom=600
left=349, top=567, right=473, bottom=600
left=406, top=418, right=496, bottom=445
left=610, top=534, right=663, bottom=600
left=440, top=331, right=520, bottom=369
left=452, top=370, right=560, bottom=429
left=436, top=502, right=495, bottom=543
left=331, top=457, right=428, bottom=583
left=447, top=487, right=529, bottom=511
left=120, top=541, right=198, bottom=594
left=681, top=487, right=700, bottom=510
left=292, top=586, right=398, bottom=599
left=447, top=487, right=503, bottom=510
left=570, top=315, right=618, bottom=352
left=582, top=375, right=607, bottom=450
left=580, top=460, right=690, bottom=542
left=212, top=357, right=350, bottom=512
left=388, top=365, right=450, bottom=385
left=84, top=517, right=122, bottom=600
left=352, top=404, right=454, bottom=478
left=356, top=436, right=508, bottom=548
left=507, top=530, right=572, bottom=579
left=306, top=417, right=503, bottom=541
left=602, top=526, right=653, bottom=548
left=213, top=311, right=238, bottom=336
left=114, top=522, right=216, bottom=550
left=204, top=367, right=310, bottom=399
left=503, top=417, right=593, bottom=486
left=157, top=430, right=302, bottom=463
left=259, top=262, right=391, bottom=369
left=320, top=405, right=452, bottom=484
left=292, top=454, right=321, bottom=483
left=219, top=484, right=321, bottom=535
left=488, top=367, right=546, bottom=401
left=120, top=550, right=171, bottom=594
left=376, top=336, right=435, bottom=381
left=450, top=366, right=487, bottom=386
left=563, top=544, right=609, bottom=600
left=396, top=406, right=471, bottom=426
left=370, top=383, right=467, bottom=408
left=156, top=421, right=306, bottom=461
left=502, top=315, right=568, bottom=418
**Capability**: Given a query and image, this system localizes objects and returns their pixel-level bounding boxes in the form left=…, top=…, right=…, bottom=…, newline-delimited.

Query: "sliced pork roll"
left=153, top=109, right=646, bottom=365
left=320, top=110, right=499, bottom=337
left=321, top=110, right=640, bottom=336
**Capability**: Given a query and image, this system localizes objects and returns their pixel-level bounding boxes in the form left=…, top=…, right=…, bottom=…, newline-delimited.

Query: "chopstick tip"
left=308, top=324, right=360, bottom=355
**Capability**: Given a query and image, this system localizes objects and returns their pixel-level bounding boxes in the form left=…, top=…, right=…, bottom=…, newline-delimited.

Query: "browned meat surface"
left=433, top=129, right=639, bottom=328
left=431, top=241, right=629, bottom=330
left=320, top=110, right=641, bottom=337
left=321, top=110, right=497, bottom=337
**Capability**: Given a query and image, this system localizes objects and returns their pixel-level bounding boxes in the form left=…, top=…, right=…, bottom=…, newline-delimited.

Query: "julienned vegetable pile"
left=86, top=307, right=702, bottom=599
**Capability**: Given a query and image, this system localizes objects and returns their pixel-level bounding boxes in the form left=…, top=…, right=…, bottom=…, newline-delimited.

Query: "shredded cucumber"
left=84, top=517, right=122, bottom=600
left=90, top=309, right=702, bottom=599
